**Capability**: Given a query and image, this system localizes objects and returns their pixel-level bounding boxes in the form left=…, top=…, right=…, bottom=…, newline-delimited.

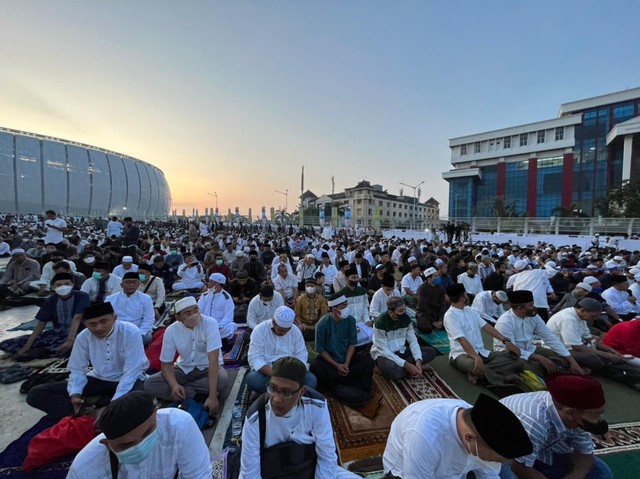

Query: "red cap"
left=547, top=374, right=605, bottom=409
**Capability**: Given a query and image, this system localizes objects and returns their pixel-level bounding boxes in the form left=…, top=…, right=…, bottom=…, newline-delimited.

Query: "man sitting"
left=294, top=278, right=328, bottom=341
left=384, top=393, right=532, bottom=478
left=369, top=273, right=402, bottom=319
left=400, top=264, right=423, bottom=307
left=197, top=272, right=236, bottom=343
left=27, top=302, right=148, bottom=420
left=494, top=290, right=586, bottom=378
left=0, top=248, right=41, bottom=303
left=311, top=294, right=374, bottom=406
left=246, top=285, right=285, bottom=332
left=68, top=391, right=212, bottom=478
left=601, top=275, right=640, bottom=320
left=443, top=284, right=529, bottom=390
left=337, top=266, right=373, bottom=347
left=239, top=357, right=358, bottom=478
left=500, top=375, right=613, bottom=479
left=247, top=306, right=316, bottom=394
left=370, top=296, right=436, bottom=380
left=0, top=273, right=89, bottom=358
left=415, top=267, right=447, bottom=333
left=106, top=272, right=155, bottom=345
left=228, top=269, right=258, bottom=323
left=136, top=263, right=166, bottom=322
left=273, top=263, right=298, bottom=308
left=144, top=297, right=227, bottom=416
left=173, top=252, right=205, bottom=291
left=81, top=261, right=122, bottom=304
left=29, top=249, right=76, bottom=296
left=471, top=289, right=509, bottom=324
left=112, top=255, right=138, bottom=278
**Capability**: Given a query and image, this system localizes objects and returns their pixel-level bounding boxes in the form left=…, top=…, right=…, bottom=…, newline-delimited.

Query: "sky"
left=1, top=1, right=639, bottom=217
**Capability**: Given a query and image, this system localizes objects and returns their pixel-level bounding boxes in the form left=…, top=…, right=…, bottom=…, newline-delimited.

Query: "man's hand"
left=204, top=396, right=219, bottom=417
left=336, top=363, right=349, bottom=376
left=472, top=356, right=486, bottom=377
left=70, top=395, right=84, bottom=414
left=404, top=362, right=422, bottom=378
left=37, top=288, right=48, bottom=297
left=14, top=346, right=31, bottom=359
left=534, top=355, right=560, bottom=374
left=505, top=341, right=521, bottom=358
left=55, top=340, right=74, bottom=355
left=171, top=384, right=186, bottom=401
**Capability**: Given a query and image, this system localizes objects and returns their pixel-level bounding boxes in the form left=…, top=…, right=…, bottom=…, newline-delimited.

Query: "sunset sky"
left=1, top=1, right=638, bottom=217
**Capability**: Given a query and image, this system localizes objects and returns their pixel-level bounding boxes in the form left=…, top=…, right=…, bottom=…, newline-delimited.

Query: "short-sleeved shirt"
left=315, top=313, right=357, bottom=364
left=160, top=314, right=224, bottom=373
left=444, top=306, right=491, bottom=360
left=35, top=291, right=90, bottom=330
left=546, top=308, right=591, bottom=349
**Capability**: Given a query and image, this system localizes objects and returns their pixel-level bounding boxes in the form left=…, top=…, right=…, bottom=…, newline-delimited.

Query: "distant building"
left=308, top=180, right=439, bottom=230
left=443, top=88, right=640, bottom=218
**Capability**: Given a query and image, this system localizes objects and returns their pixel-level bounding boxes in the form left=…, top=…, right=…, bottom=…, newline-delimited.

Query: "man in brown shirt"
left=294, top=278, right=329, bottom=341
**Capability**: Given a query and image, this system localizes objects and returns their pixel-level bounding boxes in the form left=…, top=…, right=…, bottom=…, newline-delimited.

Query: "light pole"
left=400, top=181, right=424, bottom=230
left=275, top=189, right=288, bottom=212
left=207, top=192, right=218, bottom=210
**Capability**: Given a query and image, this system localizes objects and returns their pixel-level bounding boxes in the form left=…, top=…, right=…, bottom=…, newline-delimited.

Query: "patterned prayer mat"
left=594, top=422, right=640, bottom=455
left=326, top=371, right=407, bottom=463
left=223, top=328, right=248, bottom=368
left=392, top=368, right=460, bottom=404
left=417, top=329, right=451, bottom=354
left=0, top=417, right=72, bottom=479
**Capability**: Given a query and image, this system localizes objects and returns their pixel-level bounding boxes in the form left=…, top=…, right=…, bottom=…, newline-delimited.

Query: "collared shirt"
left=401, top=274, right=423, bottom=295
left=546, top=308, right=592, bottom=349
left=501, top=392, right=594, bottom=467
left=106, top=220, right=123, bottom=238
left=160, top=314, right=223, bottom=373
left=137, top=276, right=166, bottom=309
left=507, top=270, right=554, bottom=308
left=106, top=290, right=155, bottom=335
left=494, top=310, right=570, bottom=360
left=444, top=306, right=492, bottom=360
left=246, top=292, right=285, bottom=330
left=197, top=289, right=234, bottom=329
left=68, top=408, right=212, bottom=479
left=478, top=263, right=495, bottom=281
left=371, top=312, right=422, bottom=367
left=384, top=398, right=500, bottom=479
left=35, top=291, right=90, bottom=330
left=67, top=320, right=149, bottom=399
left=317, top=263, right=338, bottom=286
left=247, top=319, right=308, bottom=372
left=37, top=259, right=77, bottom=285
left=0, top=258, right=41, bottom=287
left=458, top=273, right=483, bottom=295
left=471, top=291, right=505, bottom=324
left=315, top=313, right=357, bottom=364
left=44, top=217, right=66, bottom=244
left=339, top=285, right=372, bottom=345
left=273, top=273, right=297, bottom=299
left=601, top=287, right=639, bottom=315
left=294, top=293, right=328, bottom=327
left=112, top=263, right=139, bottom=278
left=240, top=393, right=342, bottom=479
left=370, top=287, right=402, bottom=319
left=80, top=275, right=122, bottom=303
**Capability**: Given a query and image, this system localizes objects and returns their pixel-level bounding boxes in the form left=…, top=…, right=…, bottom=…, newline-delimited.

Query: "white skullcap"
left=209, top=272, right=226, bottom=284
left=122, top=256, right=133, bottom=262
left=407, top=256, right=417, bottom=263
left=424, top=267, right=437, bottom=278
left=495, top=291, right=508, bottom=303
left=576, top=282, right=592, bottom=292
left=235, top=250, right=244, bottom=257
left=274, top=306, right=295, bottom=328
left=174, top=296, right=197, bottom=313
left=10, top=248, right=25, bottom=255
left=514, top=260, right=528, bottom=271
left=327, top=295, right=348, bottom=307
left=583, top=276, right=600, bottom=285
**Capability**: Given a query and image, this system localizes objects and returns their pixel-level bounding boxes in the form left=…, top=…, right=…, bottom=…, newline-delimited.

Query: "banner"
left=331, top=206, right=339, bottom=226
left=299, top=207, right=304, bottom=227
left=344, top=206, right=351, bottom=227
left=248, top=208, right=252, bottom=224
left=373, top=207, right=382, bottom=229
left=319, top=205, right=325, bottom=226
left=270, top=207, right=275, bottom=222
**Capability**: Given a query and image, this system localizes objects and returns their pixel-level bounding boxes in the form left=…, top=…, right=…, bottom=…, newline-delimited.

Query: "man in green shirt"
left=310, top=293, right=375, bottom=406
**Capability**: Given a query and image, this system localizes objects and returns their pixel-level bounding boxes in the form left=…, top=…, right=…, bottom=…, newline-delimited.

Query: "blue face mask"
left=433, top=276, right=442, bottom=285
left=92, top=272, right=102, bottom=280
left=592, top=287, right=603, bottom=294
left=114, top=429, right=158, bottom=465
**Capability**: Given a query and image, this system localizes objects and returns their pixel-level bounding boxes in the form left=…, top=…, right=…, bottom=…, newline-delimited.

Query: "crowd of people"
left=1, top=211, right=639, bottom=477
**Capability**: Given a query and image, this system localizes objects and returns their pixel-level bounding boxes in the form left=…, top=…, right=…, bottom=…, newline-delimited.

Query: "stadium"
left=0, top=127, right=170, bottom=218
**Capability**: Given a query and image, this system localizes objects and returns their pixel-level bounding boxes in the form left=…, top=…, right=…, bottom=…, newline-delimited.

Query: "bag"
left=168, top=399, right=209, bottom=430
left=23, top=415, right=96, bottom=471
left=519, top=370, right=546, bottom=391
left=258, top=395, right=316, bottom=479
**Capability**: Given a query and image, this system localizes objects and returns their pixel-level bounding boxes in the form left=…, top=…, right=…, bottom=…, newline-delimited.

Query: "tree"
left=550, top=203, right=589, bottom=218
left=473, top=196, right=520, bottom=217
left=595, top=179, right=640, bottom=217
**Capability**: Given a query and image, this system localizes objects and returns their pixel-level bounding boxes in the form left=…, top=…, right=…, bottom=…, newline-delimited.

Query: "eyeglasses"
left=267, top=382, right=302, bottom=399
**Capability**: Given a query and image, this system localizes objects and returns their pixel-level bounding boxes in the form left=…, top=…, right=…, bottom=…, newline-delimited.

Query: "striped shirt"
left=500, top=392, right=594, bottom=466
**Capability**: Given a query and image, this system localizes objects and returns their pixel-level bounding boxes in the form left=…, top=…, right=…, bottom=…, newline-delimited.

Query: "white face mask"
left=305, top=287, right=316, bottom=295
left=83, top=256, right=95, bottom=265
left=55, top=285, right=73, bottom=296
left=465, top=437, right=501, bottom=473
left=339, top=305, right=351, bottom=318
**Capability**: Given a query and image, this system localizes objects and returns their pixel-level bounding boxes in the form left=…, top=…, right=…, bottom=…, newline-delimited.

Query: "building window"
left=378, top=200, right=383, bottom=206
left=387, top=202, right=390, bottom=207
left=503, top=136, right=511, bottom=149
left=461, top=144, right=467, bottom=155
left=393, top=212, right=396, bottom=217
left=537, top=130, right=545, bottom=144
left=519, top=133, right=528, bottom=147
left=474, top=142, right=481, bottom=154
left=554, top=127, right=564, bottom=141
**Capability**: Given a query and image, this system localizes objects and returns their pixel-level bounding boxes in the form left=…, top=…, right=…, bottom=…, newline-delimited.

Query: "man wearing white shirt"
left=471, top=290, right=509, bottom=324
left=316, top=252, right=338, bottom=294
left=81, top=261, right=122, bottom=304
left=27, top=302, right=148, bottom=420
left=337, top=266, right=373, bottom=346
left=246, top=306, right=317, bottom=394
left=494, top=290, right=586, bottom=378
left=112, top=256, right=139, bottom=278
left=273, top=263, right=299, bottom=307
left=172, top=252, right=205, bottom=291
left=507, top=261, right=557, bottom=321
left=383, top=394, right=532, bottom=479
left=106, top=272, right=155, bottom=345
left=197, top=272, right=236, bottom=341
left=68, top=391, right=212, bottom=479
left=369, top=274, right=401, bottom=319
left=246, top=285, right=285, bottom=331
left=29, top=250, right=76, bottom=295
left=601, top=275, right=640, bottom=319
left=270, top=252, right=294, bottom=281
left=144, top=297, right=226, bottom=416
left=43, top=209, right=67, bottom=247
left=136, top=263, right=166, bottom=321
left=106, top=216, right=123, bottom=238
left=401, top=264, right=423, bottom=307
left=457, top=262, right=483, bottom=302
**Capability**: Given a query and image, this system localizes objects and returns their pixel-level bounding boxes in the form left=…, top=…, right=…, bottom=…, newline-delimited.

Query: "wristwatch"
left=501, top=338, right=511, bottom=345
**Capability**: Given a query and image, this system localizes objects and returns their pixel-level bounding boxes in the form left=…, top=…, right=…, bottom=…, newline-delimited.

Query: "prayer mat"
left=326, top=371, right=407, bottom=463
left=594, top=422, right=640, bottom=455
left=8, top=320, right=51, bottom=332
left=0, top=417, right=72, bottom=478
left=305, top=340, right=318, bottom=361
left=392, top=368, right=460, bottom=403
left=417, top=329, right=451, bottom=354
left=223, top=328, right=248, bottom=369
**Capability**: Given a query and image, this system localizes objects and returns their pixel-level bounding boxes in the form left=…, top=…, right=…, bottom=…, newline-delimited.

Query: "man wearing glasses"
left=239, top=356, right=358, bottom=478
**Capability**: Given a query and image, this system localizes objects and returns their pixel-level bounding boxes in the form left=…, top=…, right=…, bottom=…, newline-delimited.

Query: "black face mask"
left=348, top=279, right=359, bottom=287
left=580, top=417, right=608, bottom=436
left=249, top=257, right=257, bottom=262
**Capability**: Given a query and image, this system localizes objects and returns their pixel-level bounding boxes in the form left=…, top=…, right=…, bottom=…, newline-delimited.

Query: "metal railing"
left=445, top=217, right=637, bottom=236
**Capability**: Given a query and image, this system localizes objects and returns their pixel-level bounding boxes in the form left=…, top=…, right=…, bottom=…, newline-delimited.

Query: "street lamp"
left=207, top=192, right=218, bottom=210
left=400, top=181, right=424, bottom=230
left=275, top=189, right=288, bottom=212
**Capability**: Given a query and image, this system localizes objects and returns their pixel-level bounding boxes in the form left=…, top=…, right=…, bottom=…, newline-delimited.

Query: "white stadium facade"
left=0, top=127, right=170, bottom=218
